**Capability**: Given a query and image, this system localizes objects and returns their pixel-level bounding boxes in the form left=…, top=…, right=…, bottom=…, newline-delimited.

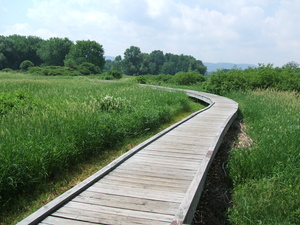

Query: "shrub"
left=108, top=70, right=122, bottom=79
left=203, top=65, right=300, bottom=94
left=1, top=68, right=14, bottom=72
left=172, top=72, right=206, bottom=85
left=27, top=66, right=81, bottom=76
left=0, top=91, right=37, bottom=116
left=136, top=74, right=173, bottom=84
left=20, top=60, right=34, bottom=71
left=78, top=62, right=101, bottom=75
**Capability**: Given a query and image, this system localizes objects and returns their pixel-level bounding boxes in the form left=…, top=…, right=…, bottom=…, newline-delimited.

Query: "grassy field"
left=226, top=90, right=300, bottom=224
left=0, top=72, right=204, bottom=223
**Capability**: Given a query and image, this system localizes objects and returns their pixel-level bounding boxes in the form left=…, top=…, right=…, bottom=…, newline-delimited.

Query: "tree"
left=161, top=61, right=176, bottom=74
left=189, top=59, right=207, bottom=75
left=0, top=36, right=14, bottom=69
left=282, top=61, right=300, bottom=70
left=122, top=46, right=142, bottom=75
left=148, top=50, right=165, bottom=74
left=6, top=35, right=43, bottom=69
left=38, top=37, right=73, bottom=66
left=111, top=55, right=123, bottom=72
left=64, top=40, right=105, bottom=71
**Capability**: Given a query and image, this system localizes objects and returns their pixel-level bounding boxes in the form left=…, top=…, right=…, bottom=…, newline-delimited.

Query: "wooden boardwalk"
left=17, top=87, right=238, bottom=225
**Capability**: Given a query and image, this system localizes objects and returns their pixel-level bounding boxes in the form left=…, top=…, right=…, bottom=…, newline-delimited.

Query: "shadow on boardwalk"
left=192, top=118, right=243, bottom=225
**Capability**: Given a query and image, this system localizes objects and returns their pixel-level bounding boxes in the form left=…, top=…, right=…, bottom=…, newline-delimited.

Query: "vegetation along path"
left=17, top=87, right=238, bottom=225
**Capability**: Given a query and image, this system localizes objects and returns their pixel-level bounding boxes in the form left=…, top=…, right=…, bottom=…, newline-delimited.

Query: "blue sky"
left=1, top=0, right=299, bottom=66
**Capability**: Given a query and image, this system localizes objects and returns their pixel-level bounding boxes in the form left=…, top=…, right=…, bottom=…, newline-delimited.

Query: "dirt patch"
left=192, top=119, right=248, bottom=225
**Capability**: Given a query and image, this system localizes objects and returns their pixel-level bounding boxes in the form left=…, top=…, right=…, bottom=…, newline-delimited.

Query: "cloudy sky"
left=1, top=0, right=299, bottom=66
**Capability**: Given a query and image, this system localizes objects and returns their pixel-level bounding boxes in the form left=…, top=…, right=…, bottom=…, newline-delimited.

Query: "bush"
left=27, top=66, right=81, bottom=76
left=136, top=74, right=173, bottom=84
left=171, top=72, right=206, bottom=85
left=1, top=68, right=14, bottom=72
left=203, top=64, right=300, bottom=94
left=108, top=70, right=122, bottom=79
left=19, top=60, right=34, bottom=71
left=0, top=91, right=37, bottom=116
left=78, top=62, right=101, bottom=75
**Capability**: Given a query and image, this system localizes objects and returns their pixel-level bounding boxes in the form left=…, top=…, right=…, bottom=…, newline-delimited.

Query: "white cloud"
left=1, top=0, right=299, bottom=66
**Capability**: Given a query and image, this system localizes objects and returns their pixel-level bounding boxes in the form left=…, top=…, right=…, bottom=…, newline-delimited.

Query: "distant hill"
left=105, top=56, right=115, bottom=61
left=204, top=62, right=257, bottom=72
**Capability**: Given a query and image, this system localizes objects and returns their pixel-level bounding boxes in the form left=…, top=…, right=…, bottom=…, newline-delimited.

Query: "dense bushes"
left=27, top=66, right=81, bottom=76
left=78, top=62, right=101, bottom=75
left=203, top=64, right=300, bottom=94
left=172, top=71, right=206, bottom=85
left=136, top=72, right=205, bottom=85
left=135, top=64, right=300, bottom=93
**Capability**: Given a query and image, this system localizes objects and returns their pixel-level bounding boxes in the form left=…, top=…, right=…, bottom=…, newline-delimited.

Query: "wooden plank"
left=113, top=167, right=195, bottom=180
left=125, top=157, right=202, bottom=170
left=40, top=216, right=96, bottom=225
left=74, top=192, right=179, bottom=214
left=107, top=171, right=191, bottom=185
left=91, top=182, right=186, bottom=197
left=135, top=151, right=205, bottom=161
left=100, top=174, right=189, bottom=189
left=144, top=145, right=208, bottom=154
left=87, top=185, right=184, bottom=202
left=53, top=206, right=170, bottom=225
left=99, top=178, right=187, bottom=192
left=62, top=201, right=174, bottom=222
left=117, top=164, right=197, bottom=177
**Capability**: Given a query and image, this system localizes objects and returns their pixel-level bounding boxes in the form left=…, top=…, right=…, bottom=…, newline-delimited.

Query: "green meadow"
left=226, top=90, right=300, bottom=224
left=0, top=72, right=200, bottom=223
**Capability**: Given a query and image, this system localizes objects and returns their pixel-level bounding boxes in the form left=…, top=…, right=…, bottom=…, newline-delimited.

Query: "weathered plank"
left=74, top=192, right=179, bottom=214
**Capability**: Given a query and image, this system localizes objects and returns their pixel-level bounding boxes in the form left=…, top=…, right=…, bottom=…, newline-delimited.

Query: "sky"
left=1, top=0, right=299, bottom=67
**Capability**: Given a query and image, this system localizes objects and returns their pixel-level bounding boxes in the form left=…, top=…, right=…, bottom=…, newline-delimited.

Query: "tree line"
left=0, top=35, right=206, bottom=76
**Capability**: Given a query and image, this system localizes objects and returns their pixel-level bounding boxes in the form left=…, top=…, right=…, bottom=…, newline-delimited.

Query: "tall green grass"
left=226, top=90, right=300, bottom=224
left=0, top=72, right=193, bottom=209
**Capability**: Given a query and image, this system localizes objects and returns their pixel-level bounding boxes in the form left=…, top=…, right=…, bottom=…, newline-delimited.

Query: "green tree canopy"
left=122, top=46, right=142, bottom=75
left=111, top=55, right=123, bottom=72
left=0, top=35, right=42, bottom=70
left=64, top=40, right=105, bottom=70
left=38, top=37, right=73, bottom=66
left=148, top=50, right=165, bottom=74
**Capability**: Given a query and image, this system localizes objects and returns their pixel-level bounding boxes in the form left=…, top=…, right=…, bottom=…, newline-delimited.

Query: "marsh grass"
left=0, top=72, right=200, bottom=222
left=226, top=90, right=300, bottom=224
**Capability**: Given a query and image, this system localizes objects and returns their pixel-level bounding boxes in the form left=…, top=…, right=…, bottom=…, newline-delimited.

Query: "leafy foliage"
left=108, top=70, right=122, bottom=79
left=203, top=64, right=300, bottom=94
left=0, top=35, right=42, bottom=70
left=0, top=91, right=38, bottom=116
left=37, top=37, right=73, bottom=66
left=64, top=40, right=105, bottom=70
left=27, top=66, right=81, bottom=76
left=19, top=60, right=34, bottom=71
left=136, top=72, right=206, bottom=86
left=78, top=62, right=101, bottom=75
left=172, top=72, right=206, bottom=85
left=116, top=46, right=206, bottom=75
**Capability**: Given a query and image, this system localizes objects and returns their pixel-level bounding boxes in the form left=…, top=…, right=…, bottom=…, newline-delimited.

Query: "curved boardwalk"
left=17, top=87, right=238, bottom=225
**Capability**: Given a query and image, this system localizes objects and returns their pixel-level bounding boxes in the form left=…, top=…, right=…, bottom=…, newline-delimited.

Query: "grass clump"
left=226, top=90, right=300, bottom=225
